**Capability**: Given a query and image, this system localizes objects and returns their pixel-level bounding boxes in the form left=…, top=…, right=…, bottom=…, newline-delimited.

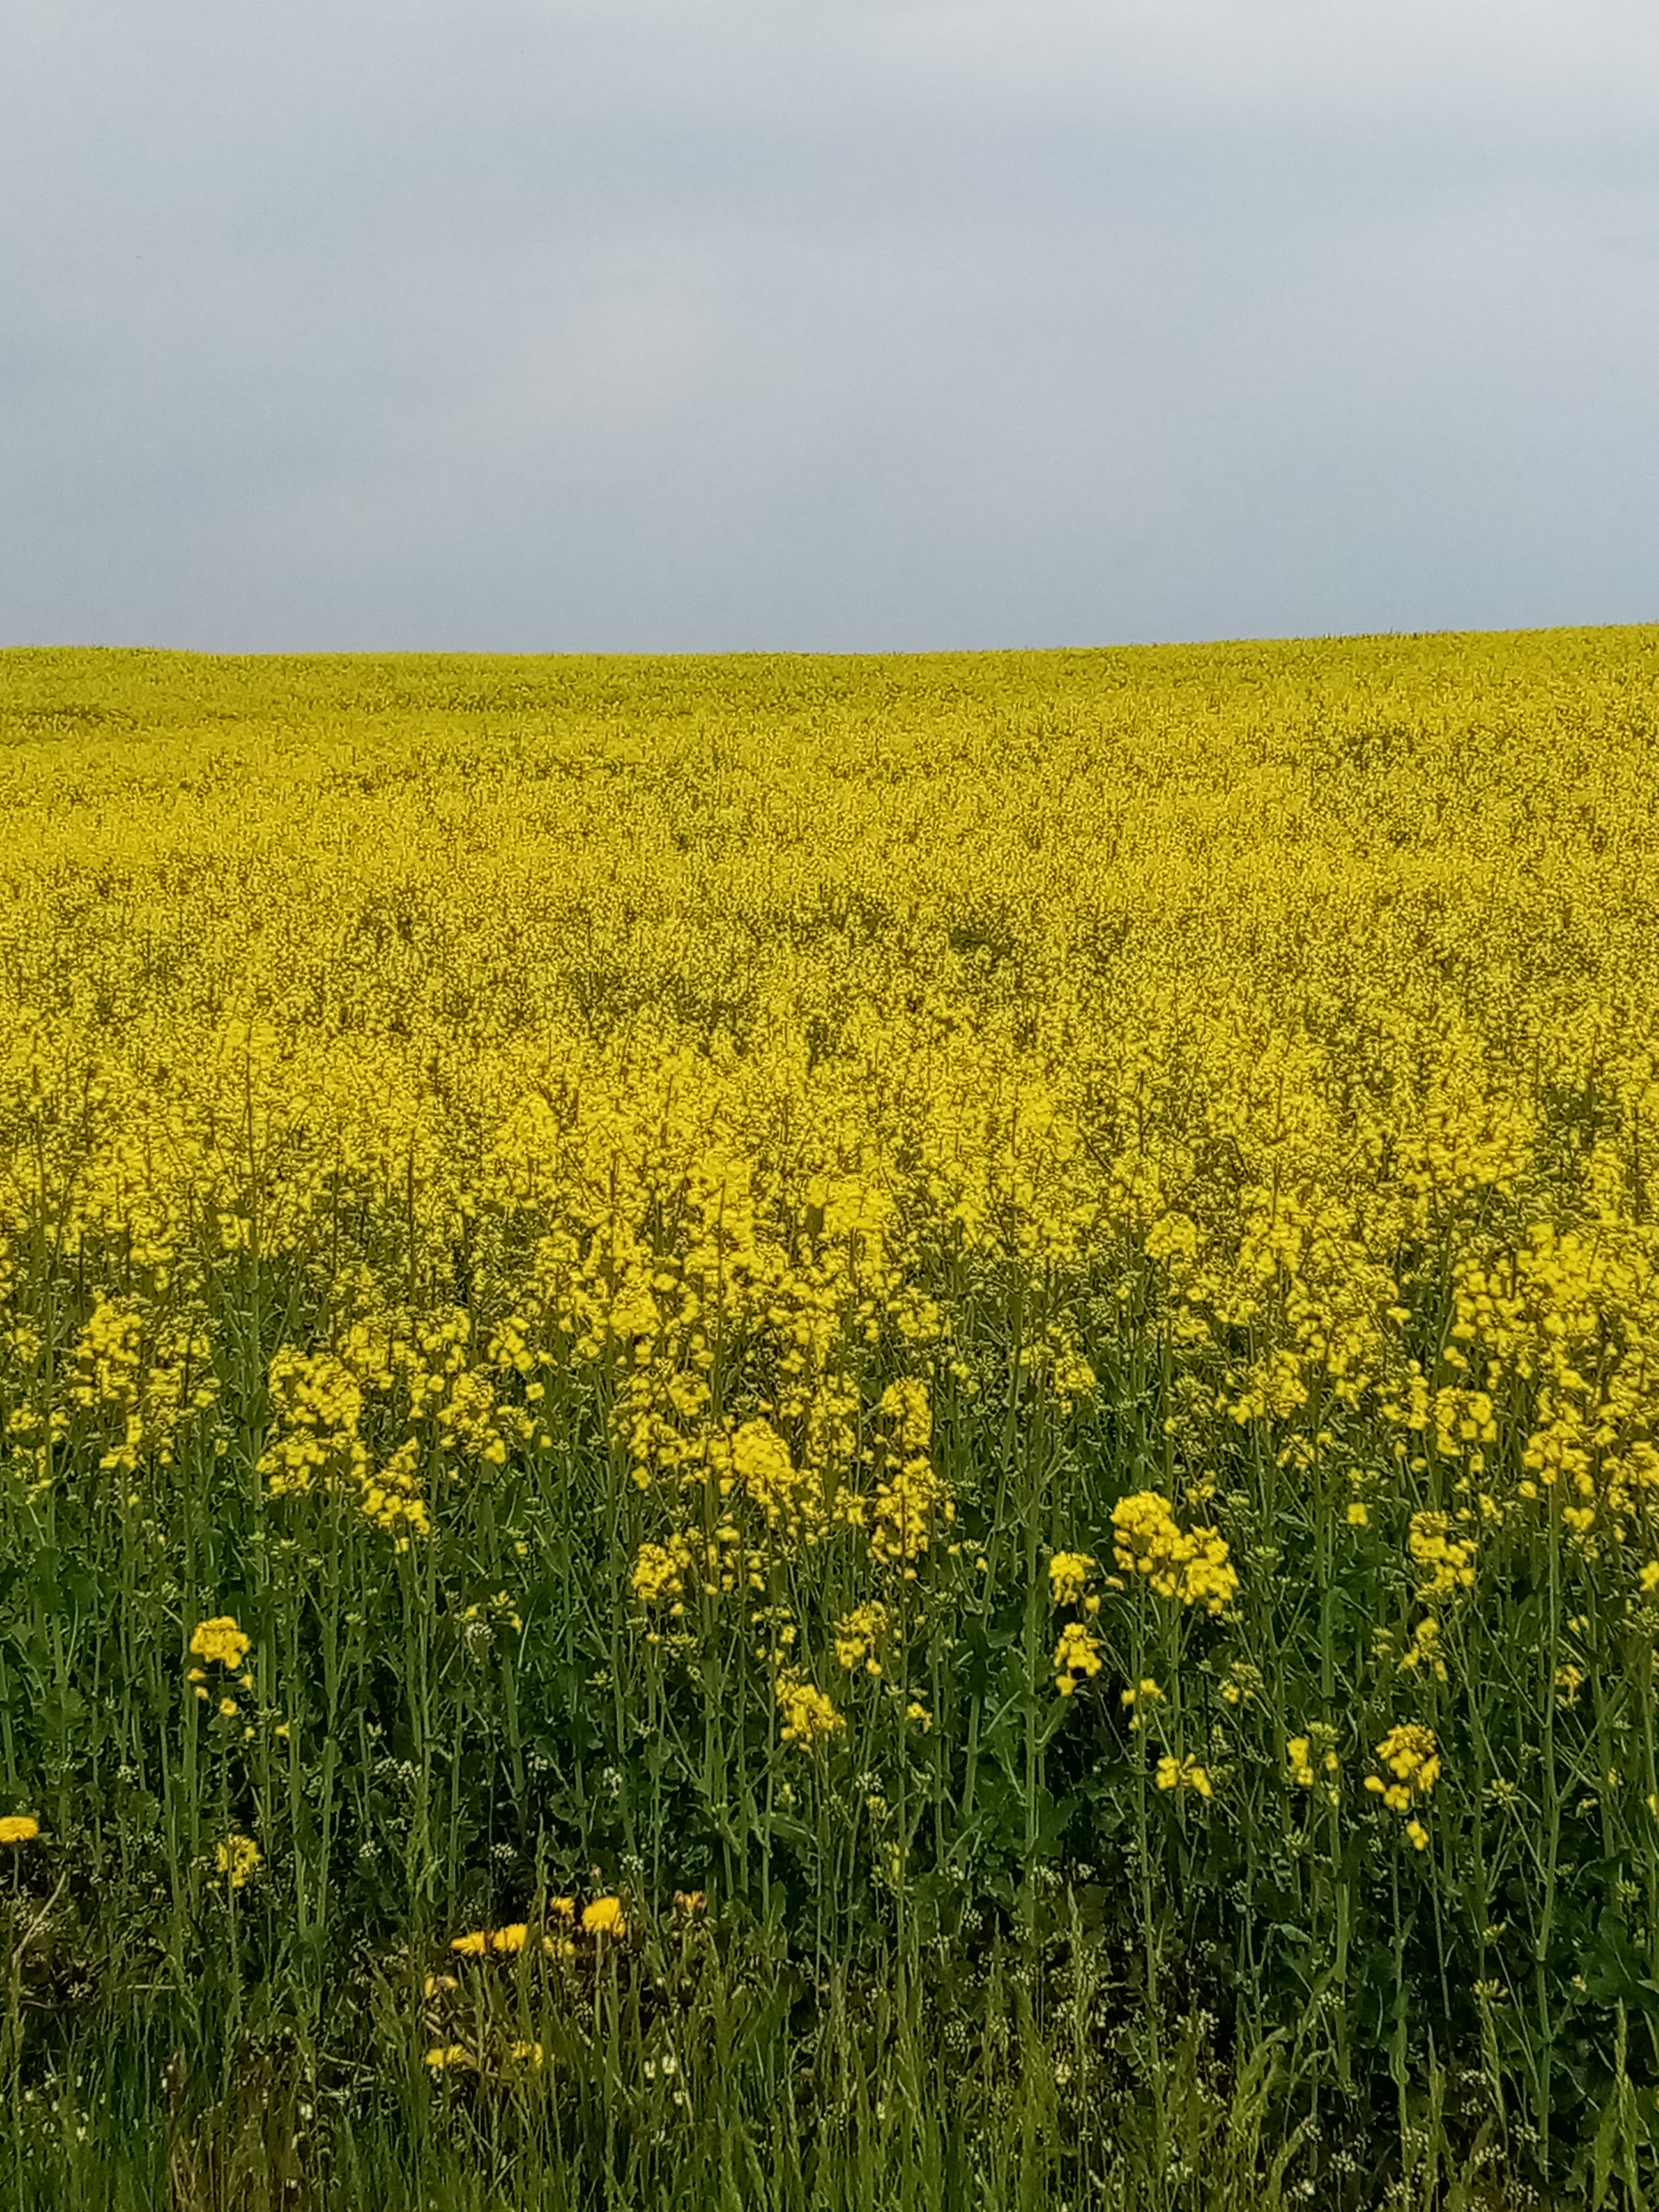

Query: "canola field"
left=4, top=632, right=1659, bottom=2206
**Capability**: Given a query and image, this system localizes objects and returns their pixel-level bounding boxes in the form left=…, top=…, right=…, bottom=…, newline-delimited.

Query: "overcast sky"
left=3, top=0, right=1657, bottom=653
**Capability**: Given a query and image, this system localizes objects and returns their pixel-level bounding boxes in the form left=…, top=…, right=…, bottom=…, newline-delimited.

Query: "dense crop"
left=4, top=633, right=1659, bottom=2206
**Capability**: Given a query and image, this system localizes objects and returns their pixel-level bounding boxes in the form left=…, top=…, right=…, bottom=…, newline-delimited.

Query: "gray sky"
left=3, top=0, right=1657, bottom=653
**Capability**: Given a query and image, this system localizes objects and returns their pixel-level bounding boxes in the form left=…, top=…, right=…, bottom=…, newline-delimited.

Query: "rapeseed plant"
left=4, top=631, right=1659, bottom=2198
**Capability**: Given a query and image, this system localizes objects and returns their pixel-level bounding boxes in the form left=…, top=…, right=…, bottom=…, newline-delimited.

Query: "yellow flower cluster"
left=1053, top=1620, right=1103, bottom=1696
left=70, top=1295, right=216, bottom=1476
left=1407, top=1512, right=1476, bottom=1599
left=878, top=1377, right=933, bottom=1454
left=1047, top=1552, right=1096, bottom=1608
left=449, top=1896, right=622, bottom=1955
left=1398, top=1617, right=1448, bottom=1682
left=1287, top=1730, right=1340, bottom=1804
left=257, top=1336, right=445, bottom=1547
left=867, top=1453, right=954, bottom=1574
left=632, top=1538, right=692, bottom=1609
left=1155, top=1754, right=1212, bottom=1799
left=776, top=1671, right=844, bottom=1749
left=424, top=2037, right=544, bottom=2073
left=1365, top=1724, right=1441, bottom=1848
left=190, top=1616, right=251, bottom=1671
left=215, top=1834, right=261, bottom=1890
left=834, top=1601, right=889, bottom=1674
left=1110, top=1492, right=1238, bottom=1614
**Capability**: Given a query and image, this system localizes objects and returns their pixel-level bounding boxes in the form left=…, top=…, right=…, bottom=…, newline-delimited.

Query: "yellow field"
left=4, top=631, right=1659, bottom=2200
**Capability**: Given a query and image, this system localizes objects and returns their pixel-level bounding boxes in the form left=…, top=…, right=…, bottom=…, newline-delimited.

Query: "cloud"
left=2, top=0, right=1656, bottom=648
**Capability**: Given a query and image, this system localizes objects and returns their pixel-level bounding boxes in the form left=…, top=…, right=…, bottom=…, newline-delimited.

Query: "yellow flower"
left=1367, top=1724, right=1441, bottom=1825
left=1048, top=1552, right=1095, bottom=1607
left=1110, top=1493, right=1237, bottom=1613
left=673, top=1889, right=707, bottom=1914
left=631, top=1539, right=690, bottom=1606
left=583, top=1895, right=626, bottom=1938
left=1407, top=1513, right=1475, bottom=1598
left=834, top=1601, right=889, bottom=1674
left=1155, top=1754, right=1212, bottom=1798
left=867, top=1449, right=953, bottom=1572
left=424, top=2045, right=471, bottom=2070
left=491, top=1923, right=529, bottom=1953
left=1376, top=1722, right=1440, bottom=1793
left=450, top=1930, right=488, bottom=1956
left=0, top=1815, right=40, bottom=1845
left=219, top=1697, right=238, bottom=1717
left=507, top=2040, right=544, bottom=2067
left=1052, top=1620, right=1102, bottom=1696
left=776, top=1671, right=843, bottom=1749
left=190, top=1615, right=251, bottom=1670
left=215, top=1834, right=261, bottom=1890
